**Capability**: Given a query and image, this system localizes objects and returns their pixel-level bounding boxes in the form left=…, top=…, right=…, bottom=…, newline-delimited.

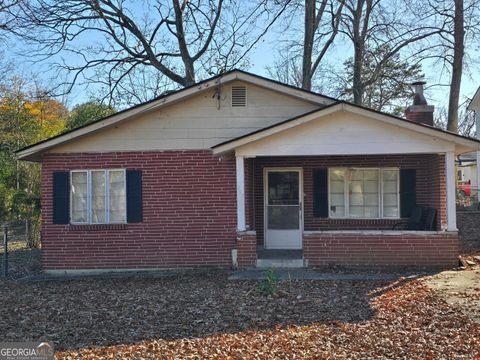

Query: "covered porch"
left=212, top=103, right=479, bottom=269
left=234, top=154, right=458, bottom=268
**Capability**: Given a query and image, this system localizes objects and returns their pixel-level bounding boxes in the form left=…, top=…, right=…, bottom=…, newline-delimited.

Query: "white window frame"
left=328, top=167, right=400, bottom=219
left=70, top=169, right=126, bottom=224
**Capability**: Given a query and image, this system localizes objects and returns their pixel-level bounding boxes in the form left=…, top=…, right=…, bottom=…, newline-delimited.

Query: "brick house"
left=17, top=70, right=480, bottom=274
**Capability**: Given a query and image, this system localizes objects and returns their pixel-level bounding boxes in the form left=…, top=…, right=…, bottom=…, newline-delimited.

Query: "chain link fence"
left=1, top=218, right=42, bottom=279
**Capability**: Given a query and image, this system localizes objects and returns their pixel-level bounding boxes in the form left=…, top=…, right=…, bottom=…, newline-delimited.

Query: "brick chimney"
left=405, top=81, right=434, bottom=126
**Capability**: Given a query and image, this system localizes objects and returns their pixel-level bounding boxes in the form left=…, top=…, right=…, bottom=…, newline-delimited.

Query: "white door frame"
left=263, top=167, right=303, bottom=250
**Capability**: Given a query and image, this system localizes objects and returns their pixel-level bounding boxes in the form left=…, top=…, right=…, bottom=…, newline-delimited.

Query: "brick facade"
left=41, top=151, right=237, bottom=271
left=236, top=231, right=257, bottom=268
left=40, top=151, right=453, bottom=271
left=249, top=154, right=446, bottom=245
left=304, top=231, right=458, bottom=268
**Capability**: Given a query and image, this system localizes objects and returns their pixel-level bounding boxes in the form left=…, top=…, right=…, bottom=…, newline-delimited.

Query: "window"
left=231, top=85, right=247, bottom=107
left=71, top=169, right=126, bottom=224
left=328, top=168, right=399, bottom=219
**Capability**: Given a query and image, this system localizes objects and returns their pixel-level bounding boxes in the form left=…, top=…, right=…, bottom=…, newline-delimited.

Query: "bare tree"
left=302, top=0, right=344, bottom=90
left=267, top=54, right=304, bottom=88
left=0, top=0, right=20, bottom=35
left=15, top=0, right=290, bottom=101
left=268, top=0, right=343, bottom=91
left=341, top=0, right=442, bottom=105
left=413, top=0, right=480, bottom=133
left=447, top=0, right=464, bottom=133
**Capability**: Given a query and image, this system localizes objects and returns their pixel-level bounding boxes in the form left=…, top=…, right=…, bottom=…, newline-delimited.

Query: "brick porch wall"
left=251, top=154, right=447, bottom=245
left=236, top=231, right=257, bottom=268
left=41, top=151, right=237, bottom=271
left=303, top=231, right=459, bottom=268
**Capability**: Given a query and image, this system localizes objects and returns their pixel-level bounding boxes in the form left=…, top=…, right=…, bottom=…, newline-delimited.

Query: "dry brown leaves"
left=39, top=277, right=479, bottom=359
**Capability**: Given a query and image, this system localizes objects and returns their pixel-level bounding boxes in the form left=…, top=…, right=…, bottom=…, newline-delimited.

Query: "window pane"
left=329, top=169, right=345, bottom=218
left=109, top=170, right=126, bottom=222
left=91, top=171, right=106, bottom=223
left=267, top=205, right=299, bottom=229
left=382, top=170, right=399, bottom=218
left=348, top=169, right=379, bottom=218
left=71, top=172, right=88, bottom=223
left=268, top=172, right=299, bottom=205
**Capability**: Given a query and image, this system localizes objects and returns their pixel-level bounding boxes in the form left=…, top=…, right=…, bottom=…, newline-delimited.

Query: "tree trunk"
left=447, top=0, right=464, bottom=133
left=302, top=0, right=315, bottom=90
left=183, top=60, right=196, bottom=87
left=351, top=0, right=365, bottom=105
left=352, top=41, right=364, bottom=105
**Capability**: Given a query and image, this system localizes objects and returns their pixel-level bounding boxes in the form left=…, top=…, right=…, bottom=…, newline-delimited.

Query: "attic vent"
left=231, top=85, right=247, bottom=107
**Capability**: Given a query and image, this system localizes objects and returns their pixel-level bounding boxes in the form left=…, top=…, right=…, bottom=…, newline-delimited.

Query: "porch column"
left=236, top=155, right=246, bottom=231
left=445, top=151, right=457, bottom=231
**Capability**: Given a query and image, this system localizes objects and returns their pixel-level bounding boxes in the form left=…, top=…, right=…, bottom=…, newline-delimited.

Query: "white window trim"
left=70, top=169, right=126, bottom=225
left=328, top=167, right=400, bottom=220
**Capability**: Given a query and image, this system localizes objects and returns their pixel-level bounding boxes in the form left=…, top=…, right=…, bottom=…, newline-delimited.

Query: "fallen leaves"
left=1, top=272, right=479, bottom=359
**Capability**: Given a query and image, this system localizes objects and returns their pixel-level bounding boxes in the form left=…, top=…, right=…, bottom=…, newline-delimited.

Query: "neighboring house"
left=457, top=152, right=476, bottom=196
left=466, top=86, right=480, bottom=200
left=17, top=71, right=480, bottom=274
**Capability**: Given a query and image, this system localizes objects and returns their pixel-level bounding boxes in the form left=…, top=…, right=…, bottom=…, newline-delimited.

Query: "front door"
left=264, top=168, right=303, bottom=249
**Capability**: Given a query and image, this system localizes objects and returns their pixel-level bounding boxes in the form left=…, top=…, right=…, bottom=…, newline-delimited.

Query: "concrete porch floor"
left=256, top=246, right=305, bottom=268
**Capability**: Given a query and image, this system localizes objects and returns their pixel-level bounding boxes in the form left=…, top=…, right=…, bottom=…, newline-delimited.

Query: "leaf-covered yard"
left=0, top=268, right=479, bottom=359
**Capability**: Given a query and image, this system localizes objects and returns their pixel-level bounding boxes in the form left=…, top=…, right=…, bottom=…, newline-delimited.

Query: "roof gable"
left=468, top=86, right=480, bottom=111
left=17, top=70, right=334, bottom=161
left=213, top=102, right=480, bottom=156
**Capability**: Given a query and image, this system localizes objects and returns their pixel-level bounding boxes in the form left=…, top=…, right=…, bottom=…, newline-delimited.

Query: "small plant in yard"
left=259, top=269, right=277, bottom=296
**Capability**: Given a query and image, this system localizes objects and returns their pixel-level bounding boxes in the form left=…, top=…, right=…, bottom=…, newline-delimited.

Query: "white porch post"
left=445, top=151, right=457, bottom=231
left=236, top=155, right=246, bottom=231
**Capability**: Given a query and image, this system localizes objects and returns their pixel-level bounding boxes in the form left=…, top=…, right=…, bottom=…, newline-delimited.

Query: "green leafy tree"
left=0, top=76, right=67, bottom=221
left=67, top=101, right=115, bottom=131
left=340, top=46, right=424, bottom=115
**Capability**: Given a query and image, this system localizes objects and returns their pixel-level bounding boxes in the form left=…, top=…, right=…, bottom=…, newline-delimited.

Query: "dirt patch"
left=426, top=267, right=480, bottom=323
left=0, top=240, right=42, bottom=280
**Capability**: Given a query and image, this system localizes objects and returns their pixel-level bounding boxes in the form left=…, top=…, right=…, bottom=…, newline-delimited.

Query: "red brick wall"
left=41, top=151, right=237, bottom=270
left=304, top=232, right=458, bottom=267
left=250, top=154, right=447, bottom=245
left=236, top=232, right=257, bottom=267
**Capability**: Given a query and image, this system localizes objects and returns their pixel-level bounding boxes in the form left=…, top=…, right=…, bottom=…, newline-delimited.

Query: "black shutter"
left=313, top=169, right=329, bottom=218
left=400, top=169, right=416, bottom=218
left=53, top=172, right=70, bottom=224
left=126, top=170, right=143, bottom=223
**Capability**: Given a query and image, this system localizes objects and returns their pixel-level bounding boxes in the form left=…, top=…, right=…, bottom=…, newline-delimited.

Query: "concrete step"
left=256, top=258, right=305, bottom=268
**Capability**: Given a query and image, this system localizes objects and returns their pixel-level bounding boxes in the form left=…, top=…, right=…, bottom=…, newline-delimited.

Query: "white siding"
left=235, top=111, right=455, bottom=157
left=51, top=81, right=319, bottom=153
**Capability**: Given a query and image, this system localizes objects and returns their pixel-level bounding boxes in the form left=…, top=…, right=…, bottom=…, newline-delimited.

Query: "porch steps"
left=256, top=258, right=305, bottom=268
left=256, top=247, right=305, bottom=268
